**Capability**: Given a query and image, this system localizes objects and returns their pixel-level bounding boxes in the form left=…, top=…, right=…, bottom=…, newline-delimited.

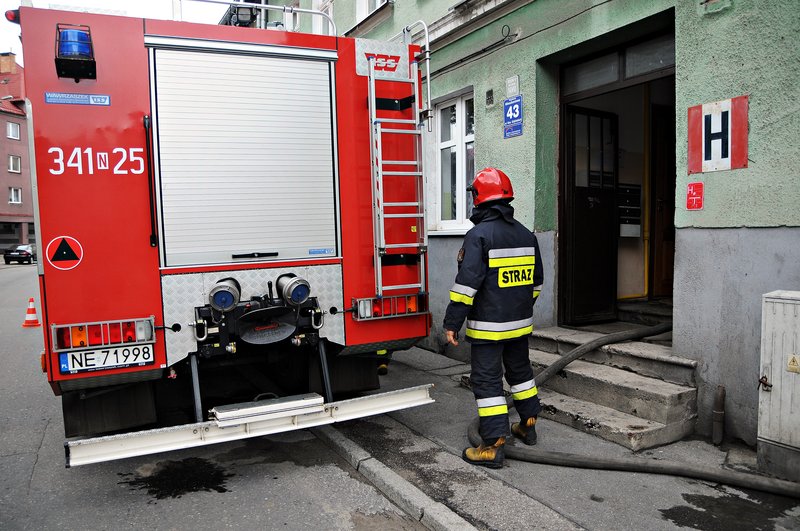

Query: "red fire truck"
left=13, top=3, right=433, bottom=466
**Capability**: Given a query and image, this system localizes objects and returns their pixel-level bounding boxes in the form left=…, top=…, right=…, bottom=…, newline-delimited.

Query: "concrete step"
left=537, top=388, right=696, bottom=451
left=617, top=301, right=673, bottom=325
left=530, top=326, right=697, bottom=386
left=530, top=349, right=696, bottom=425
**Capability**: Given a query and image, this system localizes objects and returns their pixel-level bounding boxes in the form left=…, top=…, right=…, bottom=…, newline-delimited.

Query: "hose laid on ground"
left=533, top=322, right=672, bottom=386
left=465, top=323, right=800, bottom=499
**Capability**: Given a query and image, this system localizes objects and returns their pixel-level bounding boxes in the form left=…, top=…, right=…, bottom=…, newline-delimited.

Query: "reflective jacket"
left=443, top=202, right=543, bottom=343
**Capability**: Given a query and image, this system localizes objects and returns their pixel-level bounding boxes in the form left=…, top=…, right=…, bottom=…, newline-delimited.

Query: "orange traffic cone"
left=22, top=297, right=41, bottom=328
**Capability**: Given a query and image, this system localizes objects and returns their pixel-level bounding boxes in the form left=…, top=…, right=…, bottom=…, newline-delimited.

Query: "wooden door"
left=650, top=104, right=675, bottom=297
left=562, top=107, right=619, bottom=324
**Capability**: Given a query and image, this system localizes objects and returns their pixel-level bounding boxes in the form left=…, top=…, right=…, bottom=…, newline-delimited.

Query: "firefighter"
left=443, top=167, right=543, bottom=469
left=377, top=349, right=390, bottom=375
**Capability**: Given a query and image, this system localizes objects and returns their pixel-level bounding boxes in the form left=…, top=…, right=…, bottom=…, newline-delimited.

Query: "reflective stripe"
left=450, top=291, right=474, bottom=305
left=510, top=379, right=536, bottom=394
left=451, top=283, right=477, bottom=297
left=450, top=283, right=477, bottom=305
left=467, top=325, right=533, bottom=341
left=467, top=316, right=534, bottom=332
left=533, top=283, right=543, bottom=299
left=377, top=349, right=387, bottom=356
left=512, top=386, right=538, bottom=401
left=489, top=256, right=535, bottom=268
left=478, top=404, right=508, bottom=417
left=488, top=247, right=536, bottom=259
left=476, top=396, right=507, bottom=408
left=488, top=247, right=536, bottom=268
left=476, top=396, right=509, bottom=417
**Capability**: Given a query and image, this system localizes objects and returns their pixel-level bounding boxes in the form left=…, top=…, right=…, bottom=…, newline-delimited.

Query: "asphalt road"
left=2, top=263, right=799, bottom=530
left=0, top=264, right=422, bottom=531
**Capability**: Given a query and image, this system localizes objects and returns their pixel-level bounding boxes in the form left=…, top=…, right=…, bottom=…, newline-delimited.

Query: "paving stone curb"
left=312, top=425, right=476, bottom=531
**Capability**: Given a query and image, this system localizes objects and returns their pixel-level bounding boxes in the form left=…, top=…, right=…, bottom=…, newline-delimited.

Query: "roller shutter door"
left=153, top=49, right=337, bottom=267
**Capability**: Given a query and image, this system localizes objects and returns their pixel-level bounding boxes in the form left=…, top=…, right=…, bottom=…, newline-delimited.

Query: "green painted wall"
left=675, top=0, right=800, bottom=228
left=331, top=0, right=675, bottom=231
left=330, top=0, right=799, bottom=231
left=334, top=0, right=452, bottom=39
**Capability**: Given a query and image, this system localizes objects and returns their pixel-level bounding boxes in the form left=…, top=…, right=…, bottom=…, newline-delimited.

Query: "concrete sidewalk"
left=320, top=347, right=800, bottom=530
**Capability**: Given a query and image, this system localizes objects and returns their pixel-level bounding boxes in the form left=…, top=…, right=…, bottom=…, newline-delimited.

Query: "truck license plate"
left=59, top=344, right=155, bottom=374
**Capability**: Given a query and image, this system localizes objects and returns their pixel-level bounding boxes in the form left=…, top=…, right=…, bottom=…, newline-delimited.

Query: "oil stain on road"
left=660, top=485, right=800, bottom=530
left=118, top=457, right=234, bottom=500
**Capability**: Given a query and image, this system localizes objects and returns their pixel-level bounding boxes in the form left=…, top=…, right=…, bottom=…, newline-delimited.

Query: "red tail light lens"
left=51, top=317, right=156, bottom=352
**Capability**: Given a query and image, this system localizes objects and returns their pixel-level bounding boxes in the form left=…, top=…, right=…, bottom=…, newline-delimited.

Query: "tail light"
left=52, top=317, right=155, bottom=352
left=353, top=294, right=427, bottom=321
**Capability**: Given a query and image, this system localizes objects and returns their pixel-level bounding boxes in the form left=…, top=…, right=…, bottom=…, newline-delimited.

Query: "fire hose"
left=465, top=323, right=800, bottom=499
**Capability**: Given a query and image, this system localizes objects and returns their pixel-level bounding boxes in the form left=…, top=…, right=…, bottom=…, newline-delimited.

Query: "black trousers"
left=470, top=336, right=542, bottom=441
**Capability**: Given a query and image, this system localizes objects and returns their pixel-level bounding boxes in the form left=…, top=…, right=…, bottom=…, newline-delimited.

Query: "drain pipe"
left=712, top=385, right=726, bottom=446
left=465, top=322, right=800, bottom=499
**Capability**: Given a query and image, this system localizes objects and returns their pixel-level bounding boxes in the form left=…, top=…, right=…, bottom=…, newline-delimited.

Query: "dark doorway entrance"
left=650, top=104, right=676, bottom=297
left=562, top=107, right=618, bottom=324
left=558, top=31, right=676, bottom=326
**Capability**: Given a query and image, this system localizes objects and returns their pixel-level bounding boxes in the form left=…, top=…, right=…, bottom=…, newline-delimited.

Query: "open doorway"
left=559, top=32, right=675, bottom=326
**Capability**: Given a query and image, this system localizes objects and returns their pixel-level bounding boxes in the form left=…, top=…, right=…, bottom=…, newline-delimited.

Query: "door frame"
left=557, top=33, right=676, bottom=326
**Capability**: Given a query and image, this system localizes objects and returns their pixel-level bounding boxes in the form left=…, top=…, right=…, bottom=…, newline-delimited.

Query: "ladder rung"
left=384, top=213, right=424, bottom=219
left=383, top=243, right=423, bottom=249
left=383, top=160, right=419, bottom=166
left=375, top=118, right=417, bottom=125
left=382, top=171, right=423, bottom=176
left=380, top=128, right=421, bottom=135
left=382, top=283, right=423, bottom=291
left=374, top=77, right=415, bottom=84
left=384, top=202, right=420, bottom=207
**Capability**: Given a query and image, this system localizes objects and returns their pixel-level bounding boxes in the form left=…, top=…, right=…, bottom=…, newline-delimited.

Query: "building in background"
left=310, top=0, right=800, bottom=452
left=0, top=52, right=32, bottom=246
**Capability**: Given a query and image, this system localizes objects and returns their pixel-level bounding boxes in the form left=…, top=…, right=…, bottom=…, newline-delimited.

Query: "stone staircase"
left=529, top=326, right=698, bottom=451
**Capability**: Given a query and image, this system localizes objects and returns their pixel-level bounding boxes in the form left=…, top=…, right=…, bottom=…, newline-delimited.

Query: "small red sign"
left=46, top=236, right=84, bottom=271
left=687, top=182, right=704, bottom=211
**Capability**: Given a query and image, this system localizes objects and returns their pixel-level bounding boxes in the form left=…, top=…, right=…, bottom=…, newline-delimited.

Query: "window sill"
left=429, top=227, right=471, bottom=237
left=345, top=1, right=393, bottom=37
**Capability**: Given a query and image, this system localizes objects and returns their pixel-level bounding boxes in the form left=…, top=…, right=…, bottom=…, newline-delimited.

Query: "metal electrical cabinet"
left=758, top=290, right=800, bottom=481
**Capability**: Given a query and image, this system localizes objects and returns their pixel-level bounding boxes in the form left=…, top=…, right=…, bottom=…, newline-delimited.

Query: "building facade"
left=0, top=53, right=32, bottom=247
left=283, top=0, right=799, bottom=447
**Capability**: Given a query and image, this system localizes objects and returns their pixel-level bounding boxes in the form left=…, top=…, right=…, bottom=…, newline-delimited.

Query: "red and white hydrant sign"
left=686, top=182, right=704, bottom=210
left=687, top=95, right=748, bottom=174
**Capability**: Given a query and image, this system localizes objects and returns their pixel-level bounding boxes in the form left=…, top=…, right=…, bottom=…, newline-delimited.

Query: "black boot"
left=511, top=417, right=537, bottom=445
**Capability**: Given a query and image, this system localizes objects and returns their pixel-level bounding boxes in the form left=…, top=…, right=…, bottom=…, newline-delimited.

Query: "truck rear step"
left=65, top=384, right=434, bottom=467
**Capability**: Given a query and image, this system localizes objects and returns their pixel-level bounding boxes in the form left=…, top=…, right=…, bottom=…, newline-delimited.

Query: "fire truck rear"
left=14, top=3, right=433, bottom=466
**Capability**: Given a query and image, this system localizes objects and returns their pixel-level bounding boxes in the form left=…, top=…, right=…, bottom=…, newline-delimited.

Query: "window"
left=8, top=154, right=20, bottom=173
left=7, top=122, right=19, bottom=140
left=312, top=0, right=333, bottom=35
left=436, top=94, right=475, bottom=230
left=562, top=33, right=675, bottom=97
left=8, top=187, right=21, bottom=204
left=357, top=0, right=387, bottom=22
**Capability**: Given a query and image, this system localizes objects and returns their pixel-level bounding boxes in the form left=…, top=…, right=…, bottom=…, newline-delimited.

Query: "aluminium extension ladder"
left=366, top=50, right=430, bottom=298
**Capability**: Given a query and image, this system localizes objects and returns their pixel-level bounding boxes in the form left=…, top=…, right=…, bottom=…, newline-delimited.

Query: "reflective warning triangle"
left=51, top=238, right=79, bottom=262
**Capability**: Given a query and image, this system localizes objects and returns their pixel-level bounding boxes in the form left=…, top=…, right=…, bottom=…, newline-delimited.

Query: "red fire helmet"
left=468, top=167, right=514, bottom=206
